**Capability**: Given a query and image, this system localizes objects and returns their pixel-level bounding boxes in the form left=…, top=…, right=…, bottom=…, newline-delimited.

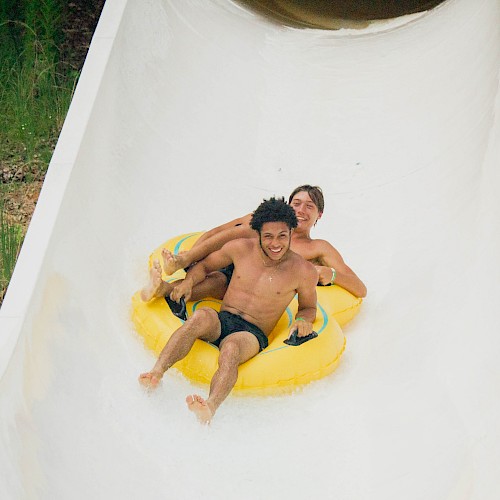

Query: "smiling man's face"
left=289, top=191, right=322, bottom=231
left=259, top=222, right=292, bottom=261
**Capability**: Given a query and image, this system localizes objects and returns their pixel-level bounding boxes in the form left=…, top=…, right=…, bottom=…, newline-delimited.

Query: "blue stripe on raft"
left=173, top=233, right=199, bottom=255
left=260, top=298, right=328, bottom=356
left=192, top=299, right=220, bottom=311
left=316, top=301, right=328, bottom=334
left=285, top=306, right=293, bottom=327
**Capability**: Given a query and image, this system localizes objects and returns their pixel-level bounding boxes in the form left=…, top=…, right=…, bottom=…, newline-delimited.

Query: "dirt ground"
left=2, top=181, right=43, bottom=230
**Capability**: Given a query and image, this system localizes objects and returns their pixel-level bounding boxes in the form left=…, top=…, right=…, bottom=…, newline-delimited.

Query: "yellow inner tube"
left=131, top=233, right=362, bottom=395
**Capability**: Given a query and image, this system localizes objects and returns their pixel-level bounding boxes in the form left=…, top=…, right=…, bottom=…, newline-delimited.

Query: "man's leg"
left=138, top=308, right=221, bottom=389
left=186, top=332, right=260, bottom=423
left=140, top=260, right=174, bottom=301
left=162, top=248, right=188, bottom=276
left=188, top=271, right=228, bottom=301
left=141, top=267, right=228, bottom=303
left=162, top=248, right=228, bottom=300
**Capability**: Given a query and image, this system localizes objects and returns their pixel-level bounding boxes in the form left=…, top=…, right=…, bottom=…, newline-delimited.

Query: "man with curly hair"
left=139, top=198, right=318, bottom=424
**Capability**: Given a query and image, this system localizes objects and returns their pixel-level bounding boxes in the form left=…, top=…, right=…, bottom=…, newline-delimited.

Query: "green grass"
left=0, top=0, right=79, bottom=180
left=0, top=196, right=23, bottom=303
left=0, top=0, right=82, bottom=304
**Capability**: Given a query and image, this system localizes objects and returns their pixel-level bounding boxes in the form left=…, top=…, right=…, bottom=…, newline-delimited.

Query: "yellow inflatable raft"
left=131, top=233, right=362, bottom=395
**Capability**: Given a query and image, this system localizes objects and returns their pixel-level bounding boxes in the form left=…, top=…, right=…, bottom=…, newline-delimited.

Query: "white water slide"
left=1, top=0, right=500, bottom=498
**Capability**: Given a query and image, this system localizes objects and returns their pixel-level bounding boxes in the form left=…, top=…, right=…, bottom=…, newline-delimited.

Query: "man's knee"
left=185, top=308, right=218, bottom=335
left=219, top=335, right=258, bottom=364
left=219, top=332, right=260, bottom=365
left=218, top=340, right=240, bottom=368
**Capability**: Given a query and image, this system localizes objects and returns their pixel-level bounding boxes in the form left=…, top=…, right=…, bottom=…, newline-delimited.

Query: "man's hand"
left=170, top=279, right=193, bottom=303
left=289, top=318, right=313, bottom=338
left=315, top=265, right=334, bottom=286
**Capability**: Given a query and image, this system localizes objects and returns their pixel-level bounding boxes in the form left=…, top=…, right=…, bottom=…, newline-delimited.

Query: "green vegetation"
left=0, top=0, right=78, bottom=179
left=0, top=0, right=83, bottom=304
left=0, top=197, right=23, bottom=302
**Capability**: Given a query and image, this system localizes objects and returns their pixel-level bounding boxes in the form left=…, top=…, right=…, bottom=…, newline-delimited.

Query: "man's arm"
left=315, top=241, right=367, bottom=298
left=290, top=261, right=318, bottom=338
left=181, top=214, right=254, bottom=267
left=170, top=242, right=235, bottom=302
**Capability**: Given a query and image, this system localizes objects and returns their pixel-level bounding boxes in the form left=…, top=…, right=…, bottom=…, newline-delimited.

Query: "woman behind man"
left=141, top=185, right=367, bottom=302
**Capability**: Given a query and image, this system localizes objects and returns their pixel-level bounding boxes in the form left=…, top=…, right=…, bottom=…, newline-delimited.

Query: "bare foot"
left=186, top=394, right=214, bottom=424
left=140, top=260, right=164, bottom=302
left=162, top=249, right=186, bottom=276
left=138, top=371, right=163, bottom=389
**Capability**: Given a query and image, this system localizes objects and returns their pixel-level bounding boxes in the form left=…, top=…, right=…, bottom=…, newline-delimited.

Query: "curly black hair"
left=250, top=197, right=298, bottom=233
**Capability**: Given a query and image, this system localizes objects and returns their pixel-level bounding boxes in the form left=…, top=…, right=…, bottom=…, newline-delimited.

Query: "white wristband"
left=330, top=267, right=336, bottom=285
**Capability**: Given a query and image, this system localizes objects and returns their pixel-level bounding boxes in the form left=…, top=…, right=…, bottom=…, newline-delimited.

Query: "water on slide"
left=1, top=0, right=500, bottom=498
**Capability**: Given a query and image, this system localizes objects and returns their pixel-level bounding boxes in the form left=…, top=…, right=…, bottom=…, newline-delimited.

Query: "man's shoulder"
left=305, top=237, right=341, bottom=262
left=288, top=252, right=318, bottom=289
left=289, top=250, right=316, bottom=271
left=307, top=237, right=334, bottom=250
left=223, top=237, right=255, bottom=253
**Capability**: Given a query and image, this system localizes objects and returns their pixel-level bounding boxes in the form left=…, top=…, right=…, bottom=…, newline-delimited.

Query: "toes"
left=139, top=372, right=161, bottom=387
left=154, top=267, right=162, bottom=278
left=186, top=394, right=205, bottom=405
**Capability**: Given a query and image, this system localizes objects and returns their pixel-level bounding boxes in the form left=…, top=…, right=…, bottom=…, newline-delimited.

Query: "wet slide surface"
left=1, top=0, right=500, bottom=498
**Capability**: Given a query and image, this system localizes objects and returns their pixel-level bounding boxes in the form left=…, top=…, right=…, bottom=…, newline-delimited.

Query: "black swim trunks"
left=212, top=310, right=268, bottom=351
